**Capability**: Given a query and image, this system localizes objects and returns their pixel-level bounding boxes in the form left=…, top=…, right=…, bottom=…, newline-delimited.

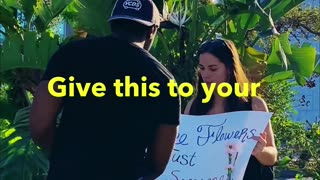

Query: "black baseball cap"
left=108, top=0, right=161, bottom=27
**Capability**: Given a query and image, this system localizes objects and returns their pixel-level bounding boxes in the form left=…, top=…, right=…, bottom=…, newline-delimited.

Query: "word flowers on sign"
left=157, top=111, right=273, bottom=180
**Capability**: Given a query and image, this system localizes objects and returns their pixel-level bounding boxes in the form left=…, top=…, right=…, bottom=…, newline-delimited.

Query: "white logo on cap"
left=123, top=0, right=142, bottom=11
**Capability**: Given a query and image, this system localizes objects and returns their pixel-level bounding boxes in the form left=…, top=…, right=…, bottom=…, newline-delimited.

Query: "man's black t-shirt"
left=41, top=35, right=181, bottom=180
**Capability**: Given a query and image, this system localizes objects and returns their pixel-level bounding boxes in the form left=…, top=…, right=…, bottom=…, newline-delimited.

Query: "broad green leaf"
left=267, top=37, right=281, bottom=65
left=0, top=142, right=12, bottom=154
left=278, top=156, right=291, bottom=167
left=270, top=0, right=291, bottom=19
left=0, top=150, right=17, bottom=168
left=38, top=32, right=59, bottom=69
left=63, top=0, right=116, bottom=36
left=2, top=128, right=16, bottom=138
left=51, top=0, right=74, bottom=15
left=0, top=120, right=49, bottom=179
left=314, top=63, right=320, bottom=74
left=0, top=101, right=18, bottom=120
left=31, top=144, right=49, bottom=171
left=294, top=73, right=307, bottom=86
left=256, top=16, right=271, bottom=32
left=256, top=0, right=298, bottom=33
left=0, top=135, right=48, bottom=179
left=0, top=3, right=19, bottom=32
left=278, top=42, right=288, bottom=70
left=33, top=15, right=46, bottom=32
left=19, top=0, right=37, bottom=23
left=301, top=42, right=312, bottom=48
left=267, top=36, right=288, bottom=70
left=279, top=32, right=292, bottom=54
left=226, top=1, right=249, bottom=15
left=33, top=0, right=52, bottom=29
left=8, top=136, right=22, bottom=144
left=267, top=35, right=316, bottom=83
left=228, top=20, right=237, bottom=33
left=288, top=46, right=316, bottom=78
left=210, top=14, right=229, bottom=27
left=271, top=0, right=304, bottom=21
left=0, top=34, right=22, bottom=72
left=0, top=119, right=10, bottom=132
left=23, top=31, right=38, bottom=68
left=262, top=70, right=294, bottom=83
left=0, top=31, right=59, bottom=72
left=238, top=13, right=260, bottom=30
left=3, top=0, right=20, bottom=9
left=261, top=0, right=279, bottom=9
left=245, top=47, right=267, bottom=61
left=13, top=106, right=31, bottom=125
left=204, top=4, right=221, bottom=17
left=242, top=47, right=266, bottom=70
left=197, top=4, right=221, bottom=26
left=188, top=0, right=200, bottom=45
left=33, top=0, right=72, bottom=31
left=242, top=47, right=267, bottom=81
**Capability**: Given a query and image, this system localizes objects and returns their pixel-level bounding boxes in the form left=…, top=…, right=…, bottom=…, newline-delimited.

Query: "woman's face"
left=198, top=52, right=229, bottom=87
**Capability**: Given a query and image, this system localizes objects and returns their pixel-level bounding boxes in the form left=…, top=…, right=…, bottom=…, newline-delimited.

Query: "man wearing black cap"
left=30, top=0, right=181, bottom=179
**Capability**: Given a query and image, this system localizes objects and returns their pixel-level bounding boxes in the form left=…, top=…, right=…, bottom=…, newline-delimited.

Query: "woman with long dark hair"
left=184, top=39, right=277, bottom=179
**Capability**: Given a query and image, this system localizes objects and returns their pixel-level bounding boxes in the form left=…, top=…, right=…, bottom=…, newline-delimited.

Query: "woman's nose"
left=201, top=70, right=211, bottom=78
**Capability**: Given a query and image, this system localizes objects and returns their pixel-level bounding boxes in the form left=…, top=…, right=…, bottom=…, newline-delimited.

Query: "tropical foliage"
left=262, top=80, right=320, bottom=179
left=0, top=0, right=319, bottom=179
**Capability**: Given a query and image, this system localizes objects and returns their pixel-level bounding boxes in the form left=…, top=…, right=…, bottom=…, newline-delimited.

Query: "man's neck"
left=111, top=33, right=145, bottom=49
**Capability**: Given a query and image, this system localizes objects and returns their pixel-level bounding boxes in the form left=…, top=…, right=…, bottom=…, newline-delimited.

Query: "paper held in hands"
left=157, top=111, right=273, bottom=180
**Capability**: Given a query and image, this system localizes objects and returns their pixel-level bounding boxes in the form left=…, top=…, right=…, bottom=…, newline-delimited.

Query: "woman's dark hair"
left=189, top=39, right=252, bottom=115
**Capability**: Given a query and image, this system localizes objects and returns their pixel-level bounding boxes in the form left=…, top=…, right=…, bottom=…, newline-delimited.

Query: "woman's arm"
left=251, top=96, right=278, bottom=166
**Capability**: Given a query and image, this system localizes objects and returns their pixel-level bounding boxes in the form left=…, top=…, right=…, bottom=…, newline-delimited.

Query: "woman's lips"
left=204, top=82, right=213, bottom=86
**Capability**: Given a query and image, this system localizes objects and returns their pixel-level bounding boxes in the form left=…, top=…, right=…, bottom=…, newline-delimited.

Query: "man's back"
left=42, top=35, right=180, bottom=179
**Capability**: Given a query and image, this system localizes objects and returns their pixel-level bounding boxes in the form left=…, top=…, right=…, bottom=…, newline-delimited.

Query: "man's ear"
left=147, top=25, right=158, bottom=39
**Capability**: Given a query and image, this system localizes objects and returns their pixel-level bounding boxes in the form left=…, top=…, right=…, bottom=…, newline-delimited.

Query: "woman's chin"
left=205, top=82, right=213, bottom=88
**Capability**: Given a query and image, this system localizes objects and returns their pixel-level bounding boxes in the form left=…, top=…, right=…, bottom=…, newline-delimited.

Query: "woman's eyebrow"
left=198, top=64, right=217, bottom=67
left=208, top=64, right=218, bottom=67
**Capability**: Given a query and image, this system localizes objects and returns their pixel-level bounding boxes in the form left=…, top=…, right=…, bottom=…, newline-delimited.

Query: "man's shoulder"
left=59, top=35, right=114, bottom=50
left=146, top=55, right=176, bottom=81
left=73, top=37, right=103, bottom=46
left=52, top=36, right=122, bottom=62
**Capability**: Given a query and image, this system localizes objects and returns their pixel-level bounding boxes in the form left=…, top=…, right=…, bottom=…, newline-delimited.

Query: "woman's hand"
left=251, top=132, right=267, bottom=156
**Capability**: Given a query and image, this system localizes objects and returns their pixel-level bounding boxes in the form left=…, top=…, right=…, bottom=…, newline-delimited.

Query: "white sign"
left=157, top=111, right=273, bottom=180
